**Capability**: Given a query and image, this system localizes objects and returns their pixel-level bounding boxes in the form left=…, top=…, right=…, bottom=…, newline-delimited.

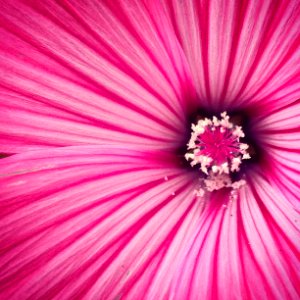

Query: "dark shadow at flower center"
left=176, top=108, right=264, bottom=177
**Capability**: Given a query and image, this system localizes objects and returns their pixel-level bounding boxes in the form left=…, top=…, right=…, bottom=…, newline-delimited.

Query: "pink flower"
left=0, top=0, right=299, bottom=299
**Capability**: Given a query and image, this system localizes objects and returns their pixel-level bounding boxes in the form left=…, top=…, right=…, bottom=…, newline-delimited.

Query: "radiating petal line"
left=164, top=0, right=300, bottom=112
left=241, top=176, right=300, bottom=299
left=0, top=0, right=197, bottom=153
left=0, top=146, right=202, bottom=299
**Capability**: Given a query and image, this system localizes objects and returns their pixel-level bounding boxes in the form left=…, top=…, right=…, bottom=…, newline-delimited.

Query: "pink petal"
left=258, top=147, right=300, bottom=209
left=164, top=0, right=300, bottom=111
left=1, top=1, right=299, bottom=299
left=241, top=172, right=300, bottom=298
left=167, top=174, right=300, bottom=299
left=251, top=98, right=300, bottom=212
left=253, top=100, right=300, bottom=152
left=169, top=189, right=246, bottom=299
left=0, top=0, right=196, bottom=153
left=0, top=146, right=201, bottom=299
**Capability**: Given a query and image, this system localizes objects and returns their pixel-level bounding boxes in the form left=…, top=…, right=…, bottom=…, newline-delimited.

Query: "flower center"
left=185, top=112, right=250, bottom=194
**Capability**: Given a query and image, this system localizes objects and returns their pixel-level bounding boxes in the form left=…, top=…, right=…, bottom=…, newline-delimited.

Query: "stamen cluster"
left=185, top=112, right=250, bottom=194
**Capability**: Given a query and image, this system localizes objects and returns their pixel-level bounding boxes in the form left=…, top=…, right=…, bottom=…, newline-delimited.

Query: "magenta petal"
left=164, top=0, right=300, bottom=111
left=255, top=138, right=300, bottom=210
left=0, top=0, right=197, bottom=153
left=252, top=99, right=300, bottom=216
left=0, top=0, right=299, bottom=299
left=240, top=174, right=300, bottom=299
left=167, top=179, right=300, bottom=300
left=168, top=189, right=244, bottom=299
left=0, top=146, right=201, bottom=299
left=254, top=100, right=300, bottom=151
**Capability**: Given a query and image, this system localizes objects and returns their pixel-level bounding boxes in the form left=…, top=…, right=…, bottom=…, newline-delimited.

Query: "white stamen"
left=198, top=155, right=212, bottom=175
left=186, top=111, right=251, bottom=195
left=220, top=162, right=229, bottom=174
left=233, top=126, right=245, bottom=138
left=185, top=153, right=194, bottom=161
left=212, top=165, right=219, bottom=173
left=240, top=143, right=249, bottom=150
left=231, top=157, right=241, bottom=172
left=212, top=116, right=219, bottom=126
left=231, top=179, right=246, bottom=189
left=242, top=153, right=251, bottom=159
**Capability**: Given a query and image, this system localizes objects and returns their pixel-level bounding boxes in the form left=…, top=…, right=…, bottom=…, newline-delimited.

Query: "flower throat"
left=185, top=112, right=250, bottom=195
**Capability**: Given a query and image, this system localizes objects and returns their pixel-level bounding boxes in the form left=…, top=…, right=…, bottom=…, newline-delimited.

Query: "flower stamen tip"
left=186, top=112, right=250, bottom=195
